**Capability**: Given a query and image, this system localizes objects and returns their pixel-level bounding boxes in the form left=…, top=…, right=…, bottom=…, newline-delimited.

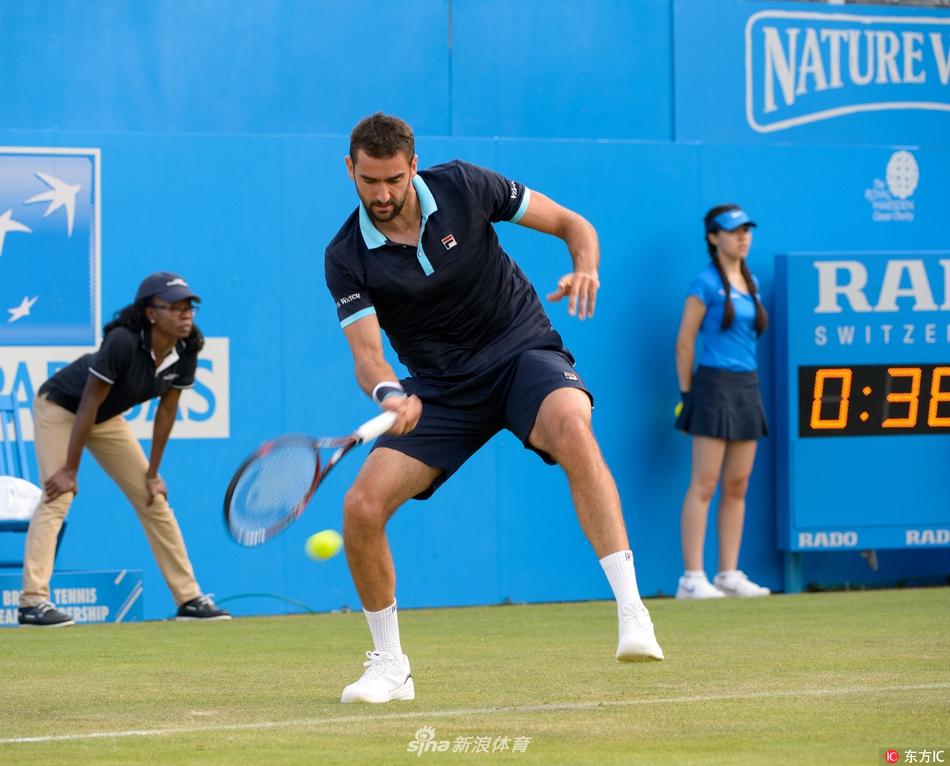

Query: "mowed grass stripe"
left=2, top=681, right=948, bottom=745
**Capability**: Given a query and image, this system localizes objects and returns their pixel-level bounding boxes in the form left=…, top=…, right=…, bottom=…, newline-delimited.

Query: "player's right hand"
left=45, top=467, right=78, bottom=501
left=381, top=393, right=422, bottom=435
left=546, top=270, right=600, bottom=320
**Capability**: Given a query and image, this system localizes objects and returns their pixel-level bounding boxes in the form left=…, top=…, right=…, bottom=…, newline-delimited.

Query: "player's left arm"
left=515, top=191, right=600, bottom=320
left=146, top=387, right=182, bottom=503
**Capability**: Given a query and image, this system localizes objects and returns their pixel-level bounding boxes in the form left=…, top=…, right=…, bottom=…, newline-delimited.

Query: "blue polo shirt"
left=325, top=160, right=562, bottom=383
left=688, top=264, right=761, bottom=372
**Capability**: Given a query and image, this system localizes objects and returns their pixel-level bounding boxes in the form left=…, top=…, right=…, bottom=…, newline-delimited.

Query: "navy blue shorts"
left=373, top=347, right=592, bottom=499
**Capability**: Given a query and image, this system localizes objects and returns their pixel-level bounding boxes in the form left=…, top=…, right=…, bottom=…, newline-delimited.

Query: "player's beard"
left=364, top=183, right=411, bottom=225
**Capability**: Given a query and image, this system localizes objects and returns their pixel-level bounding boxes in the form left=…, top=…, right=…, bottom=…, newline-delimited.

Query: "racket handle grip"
left=354, top=410, right=398, bottom=443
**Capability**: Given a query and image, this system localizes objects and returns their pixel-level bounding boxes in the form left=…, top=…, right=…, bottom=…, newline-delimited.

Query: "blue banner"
left=747, top=9, right=950, bottom=133
left=0, top=569, right=143, bottom=626
left=676, top=0, right=950, bottom=143
left=792, top=252, right=950, bottom=364
left=0, top=149, right=100, bottom=345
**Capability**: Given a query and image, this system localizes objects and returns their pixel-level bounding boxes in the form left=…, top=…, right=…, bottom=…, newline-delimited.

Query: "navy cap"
left=135, top=272, right=201, bottom=304
left=706, top=208, right=758, bottom=233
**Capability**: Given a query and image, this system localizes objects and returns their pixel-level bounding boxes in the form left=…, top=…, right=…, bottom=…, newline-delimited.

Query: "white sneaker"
left=616, top=603, right=664, bottom=662
left=713, top=570, right=771, bottom=597
left=676, top=573, right=725, bottom=599
left=340, top=650, right=415, bottom=704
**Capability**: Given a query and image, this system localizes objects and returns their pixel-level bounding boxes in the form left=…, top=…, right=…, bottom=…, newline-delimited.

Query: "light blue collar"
left=357, top=175, right=438, bottom=250
left=413, top=174, right=438, bottom=219
left=358, top=204, right=387, bottom=249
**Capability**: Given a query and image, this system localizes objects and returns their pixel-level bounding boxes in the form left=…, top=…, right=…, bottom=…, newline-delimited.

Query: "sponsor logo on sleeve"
left=336, top=292, right=361, bottom=308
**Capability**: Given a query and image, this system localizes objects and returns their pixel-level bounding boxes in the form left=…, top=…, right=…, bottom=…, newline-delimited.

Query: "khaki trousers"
left=20, top=395, right=202, bottom=608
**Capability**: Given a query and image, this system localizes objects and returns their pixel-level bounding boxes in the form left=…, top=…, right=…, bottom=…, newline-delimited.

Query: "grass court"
left=2, top=587, right=948, bottom=765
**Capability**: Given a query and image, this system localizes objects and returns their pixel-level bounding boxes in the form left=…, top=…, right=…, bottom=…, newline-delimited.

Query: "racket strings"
left=229, top=440, right=319, bottom=536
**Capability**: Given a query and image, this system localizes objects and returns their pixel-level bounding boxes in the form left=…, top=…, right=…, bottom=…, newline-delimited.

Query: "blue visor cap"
left=707, top=209, right=758, bottom=233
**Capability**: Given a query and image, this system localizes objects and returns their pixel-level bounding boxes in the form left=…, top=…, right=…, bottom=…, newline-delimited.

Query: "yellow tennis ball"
left=674, top=401, right=683, bottom=417
left=306, top=530, right=343, bottom=560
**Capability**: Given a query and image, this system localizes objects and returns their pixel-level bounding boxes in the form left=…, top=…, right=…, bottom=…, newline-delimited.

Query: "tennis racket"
left=223, top=410, right=397, bottom=546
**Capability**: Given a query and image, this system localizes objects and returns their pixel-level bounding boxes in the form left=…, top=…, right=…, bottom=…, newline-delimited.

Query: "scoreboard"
left=775, top=252, right=950, bottom=578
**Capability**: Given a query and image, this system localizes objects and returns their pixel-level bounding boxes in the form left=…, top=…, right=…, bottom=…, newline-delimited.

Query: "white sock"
left=599, top=550, right=643, bottom=615
left=364, top=601, right=402, bottom=656
left=683, top=569, right=706, bottom=579
left=716, top=569, right=738, bottom=579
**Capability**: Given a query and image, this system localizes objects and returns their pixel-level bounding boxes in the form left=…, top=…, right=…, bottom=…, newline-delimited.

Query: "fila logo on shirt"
left=441, top=234, right=458, bottom=251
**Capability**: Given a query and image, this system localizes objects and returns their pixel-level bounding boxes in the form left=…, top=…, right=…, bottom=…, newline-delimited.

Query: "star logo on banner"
left=24, top=172, right=82, bottom=236
left=7, top=295, right=38, bottom=323
left=0, top=209, right=33, bottom=257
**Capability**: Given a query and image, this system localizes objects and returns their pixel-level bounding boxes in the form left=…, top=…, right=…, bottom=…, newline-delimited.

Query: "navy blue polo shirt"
left=39, top=327, right=198, bottom=423
left=325, top=160, right=561, bottom=383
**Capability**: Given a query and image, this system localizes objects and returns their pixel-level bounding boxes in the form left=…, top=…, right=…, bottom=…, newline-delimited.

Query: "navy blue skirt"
left=675, top=366, right=768, bottom=441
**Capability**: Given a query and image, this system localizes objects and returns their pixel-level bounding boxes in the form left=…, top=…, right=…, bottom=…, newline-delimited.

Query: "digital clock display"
left=799, top=363, right=950, bottom=436
left=776, top=252, right=950, bottom=560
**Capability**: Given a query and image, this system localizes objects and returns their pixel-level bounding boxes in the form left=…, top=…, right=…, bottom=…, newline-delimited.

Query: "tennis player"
left=18, top=272, right=230, bottom=626
left=325, top=113, right=663, bottom=704
left=673, top=205, right=771, bottom=599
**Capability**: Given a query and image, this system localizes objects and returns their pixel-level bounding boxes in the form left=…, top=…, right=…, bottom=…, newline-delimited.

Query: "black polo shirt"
left=39, top=327, right=198, bottom=423
left=325, top=160, right=560, bottom=383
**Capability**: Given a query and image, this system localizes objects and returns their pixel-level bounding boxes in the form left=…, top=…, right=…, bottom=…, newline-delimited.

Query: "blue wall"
left=0, top=1, right=947, bottom=619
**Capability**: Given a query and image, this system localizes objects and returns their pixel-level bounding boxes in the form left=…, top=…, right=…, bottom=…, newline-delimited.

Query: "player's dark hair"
left=104, top=299, right=205, bottom=353
left=349, top=113, right=415, bottom=163
left=704, top=204, right=768, bottom=336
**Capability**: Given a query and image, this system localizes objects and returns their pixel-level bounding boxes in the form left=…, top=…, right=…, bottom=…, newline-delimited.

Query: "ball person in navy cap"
left=673, top=206, right=771, bottom=600
left=18, top=272, right=229, bottom=626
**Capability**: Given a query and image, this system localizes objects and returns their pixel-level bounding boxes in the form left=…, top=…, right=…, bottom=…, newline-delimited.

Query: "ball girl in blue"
left=673, top=204, right=771, bottom=600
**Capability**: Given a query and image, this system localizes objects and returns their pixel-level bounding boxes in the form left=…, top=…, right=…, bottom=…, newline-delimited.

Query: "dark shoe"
left=18, top=602, right=75, bottom=627
left=175, top=594, right=231, bottom=621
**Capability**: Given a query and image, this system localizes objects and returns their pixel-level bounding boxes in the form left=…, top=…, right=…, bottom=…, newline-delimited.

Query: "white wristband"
left=371, top=380, right=406, bottom=405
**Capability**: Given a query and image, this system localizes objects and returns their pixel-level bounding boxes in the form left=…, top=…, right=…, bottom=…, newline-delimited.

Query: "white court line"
left=2, top=682, right=947, bottom=746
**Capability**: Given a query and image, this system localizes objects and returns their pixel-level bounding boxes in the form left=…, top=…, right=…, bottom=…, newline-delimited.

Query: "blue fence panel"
left=0, top=1, right=451, bottom=136
left=452, top=0, right=673, bottom=140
